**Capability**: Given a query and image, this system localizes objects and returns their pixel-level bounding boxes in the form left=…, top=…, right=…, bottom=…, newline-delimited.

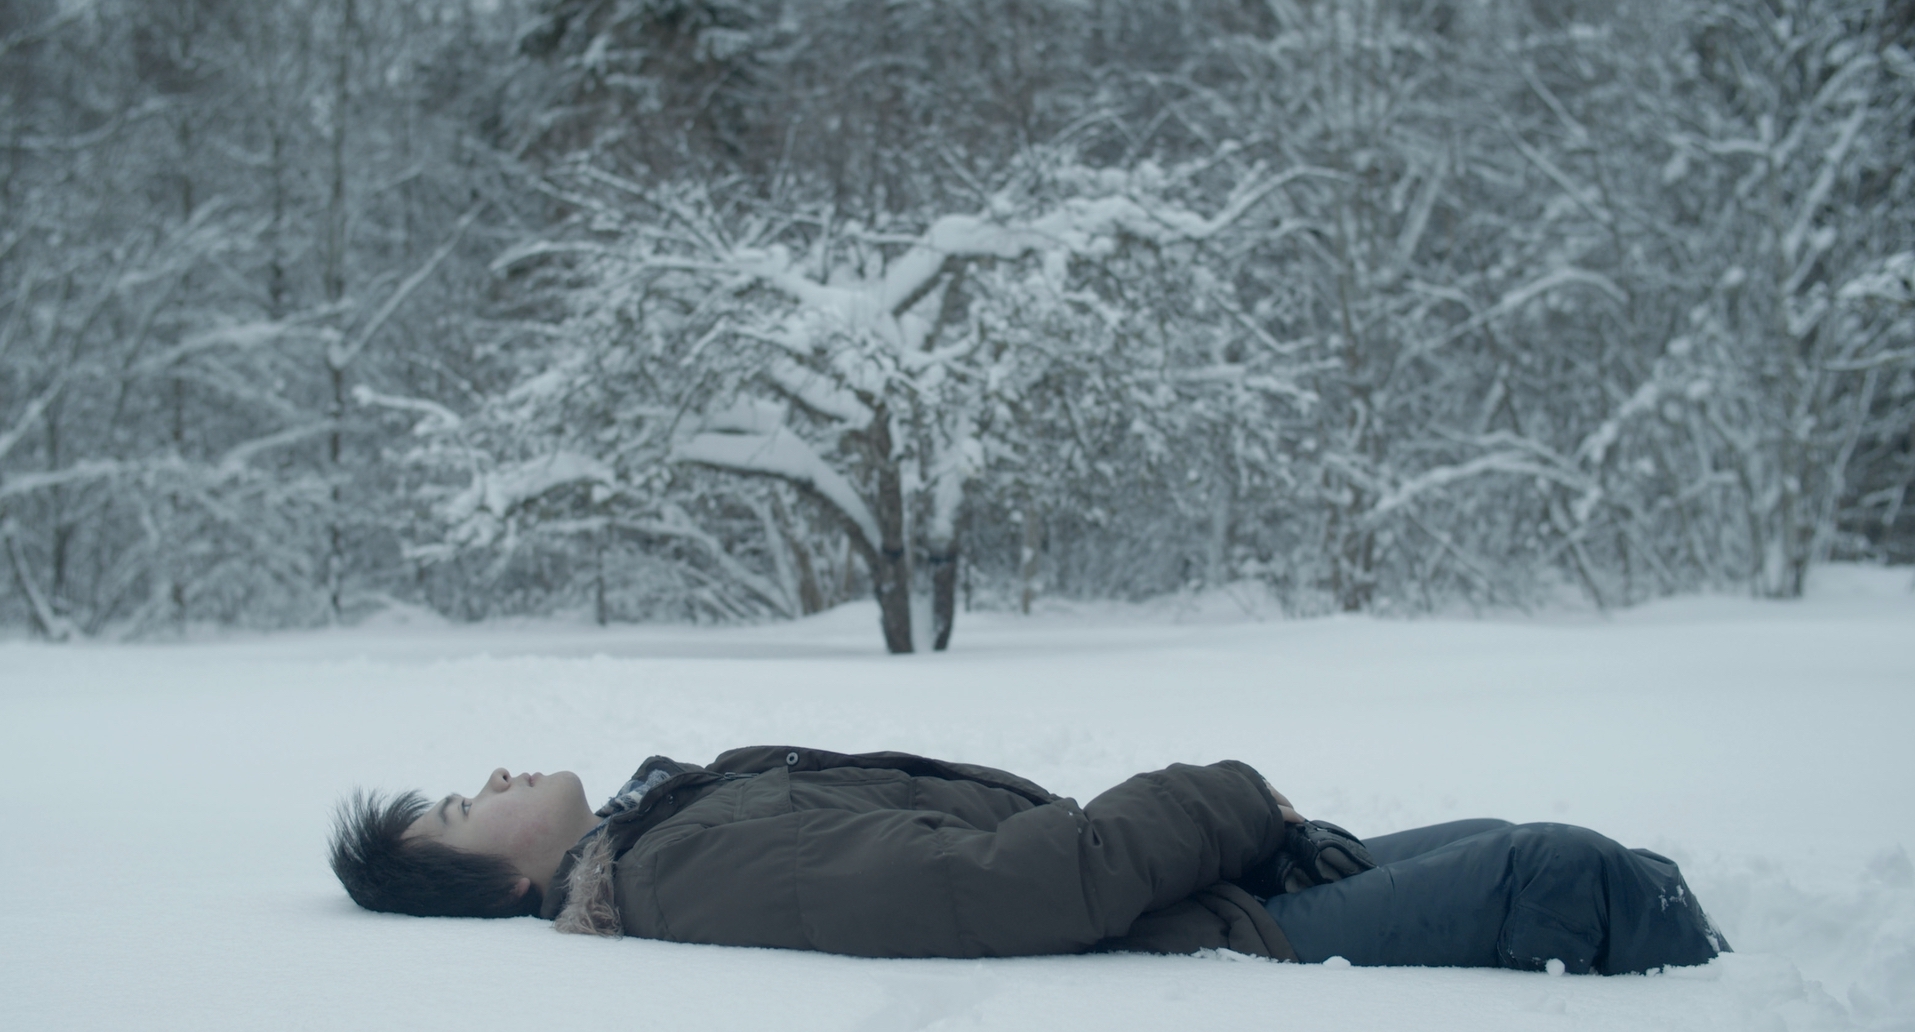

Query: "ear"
left=509, top=876, right=532, bottom=901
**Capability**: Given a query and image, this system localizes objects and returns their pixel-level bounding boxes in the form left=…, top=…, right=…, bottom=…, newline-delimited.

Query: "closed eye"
left=461, top=798, right=471, bottom=817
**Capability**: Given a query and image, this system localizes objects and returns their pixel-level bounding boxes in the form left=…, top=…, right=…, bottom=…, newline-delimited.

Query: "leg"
left=1264, top=822, right=1727, bottom=974
left=1363, top=818, right=1513, bottom=866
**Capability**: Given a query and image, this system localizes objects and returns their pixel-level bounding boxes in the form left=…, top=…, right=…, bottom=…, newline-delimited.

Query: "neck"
left=531, top=806, right=605, bottom=898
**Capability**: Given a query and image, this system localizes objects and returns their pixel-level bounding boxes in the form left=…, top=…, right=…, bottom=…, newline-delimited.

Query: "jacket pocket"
left=787, top=766, right=915, bottom=814
left=731, top=765, right=794, bottom=821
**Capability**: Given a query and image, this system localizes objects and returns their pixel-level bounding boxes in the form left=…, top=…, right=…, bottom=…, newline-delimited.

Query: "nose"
left=487, top=767, right=510, bottom=793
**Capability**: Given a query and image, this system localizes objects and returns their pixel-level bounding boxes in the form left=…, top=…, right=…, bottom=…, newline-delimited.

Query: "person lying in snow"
left=330, top=747, right=1729, bottom=973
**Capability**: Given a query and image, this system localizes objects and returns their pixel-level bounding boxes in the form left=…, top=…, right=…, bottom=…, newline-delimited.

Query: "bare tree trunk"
left=267, top=121, right=288, bottom=317
left=1019, top=507, right=1041, bottom=615
left=4, top=516, right=70, bottom=641
left=1330, top=182, right=1378, bottom=614
left=867, top=408, right=912, bottom=653
left=323, top=0, right=352, bottom=307
left=839, top=540, right=859, bottom=603
left=1549, top=492, right=1609, bottom=611
left=791, top=540, right=826, bottom=616
left=929, top=537, right=957, bottom=651
left=755, top=495, right=802, bottom=616
left=1205, top=466, right=1232, bottom=588
left=772, top=493, right=827, bottom=615
left=594, top=527, right=608, bottom=626
left=321, top=0, right=355, bottom=622
left=325, top=364, right=346, bottom=617
left=1340, top=521, right=1377, bottom=613
left=43, top=402, right=70, bottom=620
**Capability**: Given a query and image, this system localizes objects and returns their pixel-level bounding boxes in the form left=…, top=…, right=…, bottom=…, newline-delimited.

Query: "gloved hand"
left=1239, top=819, right=1378, bottom=898
left=1280, top=819, right=1377, bottom=892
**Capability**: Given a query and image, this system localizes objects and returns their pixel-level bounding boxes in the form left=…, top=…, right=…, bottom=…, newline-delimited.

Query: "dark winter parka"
left=539, top=746, right=1298, bottom=960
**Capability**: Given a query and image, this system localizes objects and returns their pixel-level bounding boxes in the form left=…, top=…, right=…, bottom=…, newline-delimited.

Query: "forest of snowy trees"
left=3, top=0, right=1912, bottom=650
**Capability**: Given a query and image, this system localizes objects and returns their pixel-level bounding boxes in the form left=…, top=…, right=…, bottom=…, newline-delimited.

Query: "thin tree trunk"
left=1550, top=493, right=1609, bottom=611
left=755, top=496, right=802, bottom=617
left=1019, top=507, right=1041, bottom=615
left=1206, top=466, right=1232, bottom=588
left=323, top=0, right=352, bottom=306
left=929, top=536, right=957, bottom=651
left=772, top=493, right=826, bottom=615
left=594, top=527, right=608, bottom=626
left=1341, top=523, right=1377, bottom=613
left=170, top=376, right=187, bottom=625
left=4, top=516, right=70, bottom=641
left=326, top=364, right=345, bottom=618
left=868, top=407, right=912, bottom=653
left=321, top=0, right=355, bottom=621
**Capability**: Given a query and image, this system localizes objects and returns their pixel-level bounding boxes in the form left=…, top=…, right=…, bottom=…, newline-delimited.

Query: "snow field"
left=2, top=565, right=1911, bottom=1031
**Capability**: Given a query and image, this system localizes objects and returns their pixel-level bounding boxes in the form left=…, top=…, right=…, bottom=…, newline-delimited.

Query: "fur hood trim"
left=552, top=831, right=621, bottom=937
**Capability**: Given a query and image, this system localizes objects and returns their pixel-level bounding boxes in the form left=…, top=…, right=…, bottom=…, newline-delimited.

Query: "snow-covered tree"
left=477, top=150, right=1320, bottom=650
left=0, top=0, right=517, bottom=636
left=6, top=0, right=1909, bottom=639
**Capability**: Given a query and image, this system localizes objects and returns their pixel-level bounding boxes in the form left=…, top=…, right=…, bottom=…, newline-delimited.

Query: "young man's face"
left=405, top=768, right=597, bottom=890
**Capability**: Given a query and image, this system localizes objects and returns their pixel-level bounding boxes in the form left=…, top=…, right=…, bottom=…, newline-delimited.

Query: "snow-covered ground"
left=3, top=566, right=1912, bottom=1032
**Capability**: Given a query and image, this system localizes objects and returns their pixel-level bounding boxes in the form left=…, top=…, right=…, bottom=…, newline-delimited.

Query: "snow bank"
left=2, top=566, right=1911, bottom=1031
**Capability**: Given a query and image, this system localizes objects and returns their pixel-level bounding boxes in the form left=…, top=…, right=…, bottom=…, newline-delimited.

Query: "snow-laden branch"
left=1170, top=364, right=1320, bottom=406
left=924, top=429, right=983, bottom=545
left=131, top=320, right=336, bottom=378
left=1493, top=267, right=1627, bottom=315
left=698, top=397, right=787, bottom=435
left=0, top=7, right=86, bottom=60
left=1506, top=124, right=1609, bottom=224
left=351, top=384, right=464, bottom=435
left=1771, top=52, right=1879, bottom=172
left=765, top=358, right=873, bottom=424
left=489, top=239, right=628, bottom=272
left=724, top=178, right=1320, bottom=357
left=1838, top=251, right=1915, bottom=308
left=1364, top=450, right=1590, bottom=526
left=1783, top=103, right=1868, bottom=267
left=442, top=451, right=616, bottom=528
left=217, top=424, right=337, bottom=475
left=0, top=372, right=74, bottom=465
left=674, top=428, right=882, bottom=552
left=330, top=204, right=483, bottom=372
left=625, top=505, right=795, bottom=619
left=1576, top=379, right=1661, bottom=467
left=1419, top=267, right=1628, bottom=356
left=1191, top=166, right=1349, bottom=239
left=0, top=459, right=125, bottom=502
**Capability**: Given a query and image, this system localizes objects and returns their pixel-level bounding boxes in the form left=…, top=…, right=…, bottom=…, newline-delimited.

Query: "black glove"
left=1284, top=819, right=1377, bottom=891
left=1240, top=819, right=1379, bottom=898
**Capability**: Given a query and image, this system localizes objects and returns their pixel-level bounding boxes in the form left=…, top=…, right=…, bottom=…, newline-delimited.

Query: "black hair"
left=329, top=789, right=543, bottom=919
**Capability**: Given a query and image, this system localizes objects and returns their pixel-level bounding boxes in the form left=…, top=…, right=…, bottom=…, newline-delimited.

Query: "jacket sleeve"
left=622, top=759, right=1289, bottom=958
left=1072, top=760, right=1290, bottom=916
left=933, top=759, right=1291, bottom=956
left=1096, top=883, right=1298, bottom=960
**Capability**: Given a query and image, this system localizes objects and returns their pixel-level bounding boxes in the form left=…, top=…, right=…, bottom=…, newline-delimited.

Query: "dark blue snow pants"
left=1262, top=819, right=1729, bottom=974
